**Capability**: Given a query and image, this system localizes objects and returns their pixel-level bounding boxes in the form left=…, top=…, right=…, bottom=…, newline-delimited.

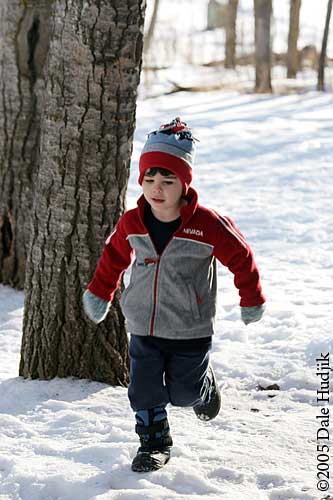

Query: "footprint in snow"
left=256, top=472, right=285, bottom=490
left=208, top=465, right=244, bottom=484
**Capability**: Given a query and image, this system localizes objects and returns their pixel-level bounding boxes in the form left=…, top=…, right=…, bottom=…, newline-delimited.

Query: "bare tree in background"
left=318, top=0, right=333, bottom=91
left=225, top=0, right=239, bottom=69
left=20, top=0, right=146, bottom=384
left=143, top=0, right=160, bottom=55
left=287, top=0, right=301, bottom=78
left=0, top=1, right=51, bottom=288
left=254, top=0, right=272, bottom=93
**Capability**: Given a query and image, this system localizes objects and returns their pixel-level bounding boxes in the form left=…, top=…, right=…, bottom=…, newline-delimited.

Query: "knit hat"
left=138, top=117, right=196, bottom=194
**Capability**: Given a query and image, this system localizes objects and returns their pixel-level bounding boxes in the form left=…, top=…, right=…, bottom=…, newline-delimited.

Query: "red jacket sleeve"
left=88, top=216, right=134, bottom=302
left=213, top=214, right=266, bottom=307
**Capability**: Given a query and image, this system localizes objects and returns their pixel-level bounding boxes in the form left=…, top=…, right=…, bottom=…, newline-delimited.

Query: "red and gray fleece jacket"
left=88, top=187, right=266, bottom=340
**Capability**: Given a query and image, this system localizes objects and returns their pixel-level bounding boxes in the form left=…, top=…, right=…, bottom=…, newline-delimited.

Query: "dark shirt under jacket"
left=144, top=203, right=182, bottom=255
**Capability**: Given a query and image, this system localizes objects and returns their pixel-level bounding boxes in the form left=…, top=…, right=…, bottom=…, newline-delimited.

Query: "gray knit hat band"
left=141, top=141, right=194, bottom=168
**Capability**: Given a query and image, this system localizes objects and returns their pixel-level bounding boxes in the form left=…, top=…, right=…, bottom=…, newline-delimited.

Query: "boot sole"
left=131, top=449, right=171, bottom=472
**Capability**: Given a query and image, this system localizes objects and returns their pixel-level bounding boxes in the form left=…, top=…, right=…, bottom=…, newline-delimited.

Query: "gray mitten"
left=241, top=304, right=265, bottom=325
left=83, top=289, right=110, bottom=324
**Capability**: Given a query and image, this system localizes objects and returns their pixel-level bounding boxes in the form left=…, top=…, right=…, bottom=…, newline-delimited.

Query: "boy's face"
left=142, top=171, right=183, bottom=215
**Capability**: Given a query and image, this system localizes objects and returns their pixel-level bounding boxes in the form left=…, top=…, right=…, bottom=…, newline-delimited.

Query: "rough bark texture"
left=224, top=0, right=239, bottom=69
left=20, top=0, right=146, bottom=385
left=287, top=0, right=301, bottom=78
left=318, top=0, right=333, bottom=91
left=254, top=0, right=272, bottom=93
left=0, top=0, right=51, bottom=288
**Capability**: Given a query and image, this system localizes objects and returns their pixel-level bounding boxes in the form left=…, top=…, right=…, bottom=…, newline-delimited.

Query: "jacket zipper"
left=148, top=230, right=178, bottom=336
left=148, top=216, right=187, bottom=337
left=149, top=255, right=161, bottom=336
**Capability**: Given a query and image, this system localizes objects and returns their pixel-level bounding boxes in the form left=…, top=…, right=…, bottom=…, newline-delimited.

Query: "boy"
left=83, top=117, right=266, bottom=473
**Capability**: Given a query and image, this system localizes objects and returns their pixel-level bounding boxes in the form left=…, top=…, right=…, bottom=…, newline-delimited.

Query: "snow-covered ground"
left=0, top=85, right=332, bottom=499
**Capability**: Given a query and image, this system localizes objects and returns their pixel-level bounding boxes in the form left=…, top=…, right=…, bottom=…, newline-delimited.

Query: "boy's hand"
left=83, top=290, right=110, bottom=324
left=241, top=304, right=265, bottom=325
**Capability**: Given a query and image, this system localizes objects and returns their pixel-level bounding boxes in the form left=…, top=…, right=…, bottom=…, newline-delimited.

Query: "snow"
left=1, top=85, right=332, bottom=499
left=3, top=3, right=333, bottom=498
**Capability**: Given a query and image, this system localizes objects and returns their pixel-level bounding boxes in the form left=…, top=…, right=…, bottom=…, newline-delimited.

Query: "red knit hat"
left=138, top=117, right=196, bottom=194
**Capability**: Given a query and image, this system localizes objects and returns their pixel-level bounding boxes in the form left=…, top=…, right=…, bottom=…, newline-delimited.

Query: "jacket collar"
left=137, top=186, right=198, bottom=229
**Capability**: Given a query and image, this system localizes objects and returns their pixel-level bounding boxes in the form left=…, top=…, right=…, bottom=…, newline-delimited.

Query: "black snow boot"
left=131, top=407, right=173, bottom=473
left=193, top=365, right=221, bottom=421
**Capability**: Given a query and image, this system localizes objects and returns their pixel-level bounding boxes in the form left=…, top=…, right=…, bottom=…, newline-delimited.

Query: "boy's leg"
left=128, top=335, right=172, bottom=472
left=165, top=344, right=221, bottom=420
left=128, top=334, right=170, bottom=410
left=165, top=347, right=211, bottom=406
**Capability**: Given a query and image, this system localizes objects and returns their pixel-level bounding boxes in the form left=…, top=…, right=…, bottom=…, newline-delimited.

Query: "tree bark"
left=318, top=0, right=333, bottom=91
left=0, top=0, right=51, bottom=288
left=20, top=0, right=146, bottom=385
left=254, top=0, right=272, bottom=93
left=225, top=0, right=239, bottom=69
left=287, top=0, right=301, bottom=78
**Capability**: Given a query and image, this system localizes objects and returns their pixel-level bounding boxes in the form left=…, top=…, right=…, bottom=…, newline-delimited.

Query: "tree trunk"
left=287, top=0, right=301, bottom=78
left=20, top=0, right=146, bottom=385
left=0, top=0, right=51, bottom=288
left=254, top=0, right=272, bottom=93
left=225, top=0, right=239, bottom=69
left=318, top=0, right=333, bottom=91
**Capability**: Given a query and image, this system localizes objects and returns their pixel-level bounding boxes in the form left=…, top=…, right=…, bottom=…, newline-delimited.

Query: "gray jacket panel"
left=120, top=234, right=217, bottom=339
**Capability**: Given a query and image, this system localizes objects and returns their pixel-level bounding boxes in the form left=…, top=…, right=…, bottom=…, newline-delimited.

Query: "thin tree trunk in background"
left=0, top=1, right=51, bottom=288
left=287, top=0, right=301, bottom=78
left=20, top=0, right=146, bottom=385
left=225, top=0, right=239, bottom=69
left=254, top=0, right=272, bottom=93
left=318, top=0, right=333, bottom=90
left=143, top=0, right=160, bottom=54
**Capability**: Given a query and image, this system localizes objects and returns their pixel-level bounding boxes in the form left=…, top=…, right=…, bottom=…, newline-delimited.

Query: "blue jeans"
left=128, top=334, right=212, bottom=412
